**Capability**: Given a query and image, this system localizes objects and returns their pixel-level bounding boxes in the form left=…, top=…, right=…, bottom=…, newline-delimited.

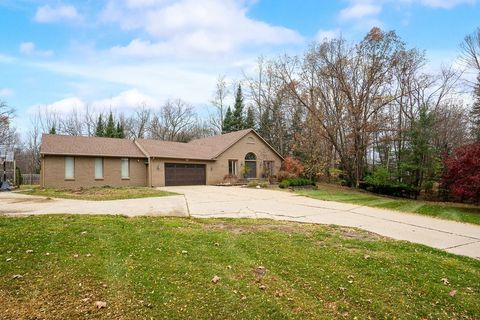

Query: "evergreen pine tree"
left=245, top=107, right=255, bottom=129
left=116, top=122, right=125, bottom=139
left=49, top=126, right=56, bottom=134
left=399, top=106, right=439, bottom=198
left=471, top=74, right=480, bottom=142
left=95, top=114, right=105, bottom=137
left=222, top=107, right=234, bottom=133
left=231, top=84, right=245, bottom=131
left=105, top=112, right=116, bottom=138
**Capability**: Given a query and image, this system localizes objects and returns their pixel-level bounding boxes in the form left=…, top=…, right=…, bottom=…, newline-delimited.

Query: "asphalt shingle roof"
left=40, top=134, right=147, bottom=158
left=40, top=129, right=280, bottom=160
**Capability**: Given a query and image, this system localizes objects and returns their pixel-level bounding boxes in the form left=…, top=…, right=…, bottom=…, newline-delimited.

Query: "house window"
left=263, top=160, right=275, bottom=177
left=121, top=158, right=129, bottom=179
left=228, top=160, right=238, bottom=176
left=94, top=158, right=104, bottom=179
left=65, top=157, right=75, bottom=179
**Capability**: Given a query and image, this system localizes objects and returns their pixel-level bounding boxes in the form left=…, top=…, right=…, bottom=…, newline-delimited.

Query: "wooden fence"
left=22, top=174, right=40, bottom=185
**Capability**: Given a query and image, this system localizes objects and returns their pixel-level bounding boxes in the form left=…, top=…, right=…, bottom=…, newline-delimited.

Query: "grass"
left=17, top=185, right=177, bottom=201
left=0, top=215, right=479, bottom=319
left=295, top=184, right=480, bottom=226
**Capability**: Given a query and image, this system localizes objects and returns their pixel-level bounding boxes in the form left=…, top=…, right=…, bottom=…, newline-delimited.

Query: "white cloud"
left=101, top=0, right=302, bottom=58
left=0, top=53, right=15, bottom=63
left=19, top=42, right=53, bottom=57
left=34, top=4, right=82, bottom=23
left=33, top=59, right=220, bottom=104
left=91, top=89, right=157, bottom=110
left=315, top=29, right=341, bottom=42
left=339, top=2, right=382, bottom=21
left=403, top=0, right=476, bottom=8
left=336, top=0, right=475, bottom=31
left=27, top=89, right=158, bottom=116
left=0, top=88, right=15, bottom=97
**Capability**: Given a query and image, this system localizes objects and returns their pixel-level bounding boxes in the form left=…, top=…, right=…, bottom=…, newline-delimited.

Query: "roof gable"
left=189, top=129, right=284, bottom=160
left=135, top=139, right=214, bottom=160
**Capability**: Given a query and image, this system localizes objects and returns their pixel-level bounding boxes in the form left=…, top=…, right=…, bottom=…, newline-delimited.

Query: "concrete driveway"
left=0, top=192, right=188, bottom=217
left=1, top=186, right=479, bottom=259
left=162, top=186, right=480, bottom=259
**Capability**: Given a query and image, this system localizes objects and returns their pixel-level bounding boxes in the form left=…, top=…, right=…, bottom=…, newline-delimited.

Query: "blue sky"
left=0, top=0, right=479, bottom=134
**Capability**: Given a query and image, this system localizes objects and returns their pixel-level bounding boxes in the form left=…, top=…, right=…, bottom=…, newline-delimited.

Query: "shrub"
left=279, top=157, right=304, bottom=181
left=364, top=166, right=390, bottom=187
left=361, top=181, right=418, bottom=199
left=276, top=170, right=295, bottom=182
left=279, top=178, right=315, bottom=189
left=15, top=166, right=23, bottom=186
left=442, top=143, right=480, bottom=203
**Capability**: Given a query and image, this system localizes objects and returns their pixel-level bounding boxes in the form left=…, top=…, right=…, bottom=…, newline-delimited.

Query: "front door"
left=245, top=161, right=256, bottom=179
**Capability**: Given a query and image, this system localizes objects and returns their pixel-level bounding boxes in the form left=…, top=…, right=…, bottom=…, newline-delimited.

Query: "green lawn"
left=17, top=185, right=177, bottom=201
left=295, top=184, right=480, bottom=226
left=1, top=216, right=479, bottom=319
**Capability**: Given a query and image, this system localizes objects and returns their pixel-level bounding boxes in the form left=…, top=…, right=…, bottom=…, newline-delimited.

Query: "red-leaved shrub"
left=442, top=143, right=480, bottom=203
left=278, top=157, right=304, bottom=182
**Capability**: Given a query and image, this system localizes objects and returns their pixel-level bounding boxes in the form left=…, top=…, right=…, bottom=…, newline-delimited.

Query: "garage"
left=165, top=163, right=206, bottom=186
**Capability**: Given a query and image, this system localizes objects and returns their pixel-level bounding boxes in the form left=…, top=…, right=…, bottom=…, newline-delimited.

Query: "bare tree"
left=0, top=100, right=15, bottom=146
left=125, top=104, right=151, bottom=139
left=149, top=99, right=197, bottom=141
left=209, top=75, right=230, bottom=134
left=461, top=27, right=480, bottom=73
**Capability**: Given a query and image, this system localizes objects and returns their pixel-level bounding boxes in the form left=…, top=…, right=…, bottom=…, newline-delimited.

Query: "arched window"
left=245, top=152, right=256, bottom=160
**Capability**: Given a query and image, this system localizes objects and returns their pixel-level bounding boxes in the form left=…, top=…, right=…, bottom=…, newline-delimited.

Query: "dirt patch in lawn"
left=201, top=221, right=316, bottom=235
left=337, top=227, right=383, bottom=241
left=0, top=279, right=143, bottom=320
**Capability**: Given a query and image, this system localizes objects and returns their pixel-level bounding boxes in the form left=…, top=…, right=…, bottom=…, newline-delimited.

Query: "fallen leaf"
left=441, top=278, right=449, bottom=285
left=275, top=290, right=284, bottom=297
left=95, top=301, right=107, bottom=309
left=254, top=266, right=267, bottom=278
left=6, top=258, right=12, bottom=262
left=12, top=274, right=23, bottom=280
left=241, top=295, right=247, bottom=301
left=211, top=275, right=221, bottom=284
left=259, top=284, right=267, bottom=290
left=449, top=290, right=457, bottom=297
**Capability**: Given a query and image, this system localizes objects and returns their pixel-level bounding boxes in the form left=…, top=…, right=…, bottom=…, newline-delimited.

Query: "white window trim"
left=121, top=158, right=130, bottom=179
left=65, top=157, right=75, bottom=180
left=94, top=158, right=104, bottom=180
left=228, top=159, right=238, bottom=176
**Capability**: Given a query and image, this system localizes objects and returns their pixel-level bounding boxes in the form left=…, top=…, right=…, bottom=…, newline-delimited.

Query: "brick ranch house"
left=40, top=129, right=283, bottom=188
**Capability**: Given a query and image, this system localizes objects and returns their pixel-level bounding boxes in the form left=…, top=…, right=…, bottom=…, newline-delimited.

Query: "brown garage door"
left=165, top=163, right=206, bottom=186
